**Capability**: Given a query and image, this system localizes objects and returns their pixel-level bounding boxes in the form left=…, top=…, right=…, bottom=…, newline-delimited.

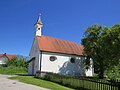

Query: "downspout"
left=39, top=51, right=42, bottom=73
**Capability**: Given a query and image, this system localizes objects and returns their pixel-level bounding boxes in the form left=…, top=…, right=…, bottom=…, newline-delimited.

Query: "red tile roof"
left=0, top=54, right=15, bottom=59
left=36, top=36, right=84, bottom=56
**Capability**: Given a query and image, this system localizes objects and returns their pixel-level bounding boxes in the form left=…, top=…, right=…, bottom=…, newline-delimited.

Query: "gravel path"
left=0, top=74, right=49, bottom=90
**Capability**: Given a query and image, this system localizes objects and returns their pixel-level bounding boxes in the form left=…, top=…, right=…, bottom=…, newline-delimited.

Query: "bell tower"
left=34, top=15, right=43, bottom=36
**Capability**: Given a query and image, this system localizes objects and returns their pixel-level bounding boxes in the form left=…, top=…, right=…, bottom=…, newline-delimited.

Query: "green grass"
left=0, top=66, right=28, bottom=74
left=37, top=73, right=119, bottom=90
left=9, top=76, right=73, bottom=90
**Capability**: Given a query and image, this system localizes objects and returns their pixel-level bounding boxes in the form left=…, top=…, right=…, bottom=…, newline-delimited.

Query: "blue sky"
left=0, top=0, right=120, bottom=56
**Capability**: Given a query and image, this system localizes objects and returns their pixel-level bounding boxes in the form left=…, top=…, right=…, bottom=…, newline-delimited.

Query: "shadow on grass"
left=75, top=87, right=90, bottom=90
left=15, top=74, right=33, bottom=76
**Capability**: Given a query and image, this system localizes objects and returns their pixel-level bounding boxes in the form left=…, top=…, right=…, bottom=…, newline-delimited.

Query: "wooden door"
left=32, top=59, right=35, bottom=75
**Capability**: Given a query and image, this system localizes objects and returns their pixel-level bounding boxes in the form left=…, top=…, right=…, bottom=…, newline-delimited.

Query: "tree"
left=82, top=24, right=105, bottom=78
left=6, top=56, right=29, bottom=68
left=102, top=24, right=120, bottom=63
left=105, top=62, right=120, bottom=79
left=82, top=24, right=120, bottom=79
left=103, top=24, right=120, bottom=79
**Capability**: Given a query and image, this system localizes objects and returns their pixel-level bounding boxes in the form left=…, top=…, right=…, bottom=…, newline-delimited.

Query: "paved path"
left=0, top=74, right=49, bottom=90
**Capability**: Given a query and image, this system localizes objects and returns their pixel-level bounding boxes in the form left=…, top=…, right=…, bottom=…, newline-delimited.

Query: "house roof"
left=0, top=54, right=15, bottom=59
left=36, top=36, right=84, bottom=56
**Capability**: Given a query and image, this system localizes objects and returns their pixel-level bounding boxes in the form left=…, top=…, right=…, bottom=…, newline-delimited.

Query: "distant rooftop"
left=0, top=53, right=15, bottom=59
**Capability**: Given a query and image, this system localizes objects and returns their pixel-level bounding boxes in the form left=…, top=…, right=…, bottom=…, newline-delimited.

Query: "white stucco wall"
left=36, top=27, right=42, bottom=36
left=41, top=52, right=86, bottom=76
left=28, top=38, right=93, bottom=76
left=28, top=38, right=41, bottom=75
left=0, top=56, right=8, bottom=64
left=85, top=58, right=94, bottom=76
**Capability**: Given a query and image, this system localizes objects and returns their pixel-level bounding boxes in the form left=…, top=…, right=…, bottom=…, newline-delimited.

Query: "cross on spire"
left=39, top=13, right=42, bottom=18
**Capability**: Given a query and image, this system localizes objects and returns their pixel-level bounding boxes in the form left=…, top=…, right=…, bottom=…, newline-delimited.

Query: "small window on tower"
left=38, top=28, right=40, bottom=30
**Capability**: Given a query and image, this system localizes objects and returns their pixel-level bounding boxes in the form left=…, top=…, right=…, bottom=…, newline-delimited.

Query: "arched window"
left=50, top=56, right=57, bottom=61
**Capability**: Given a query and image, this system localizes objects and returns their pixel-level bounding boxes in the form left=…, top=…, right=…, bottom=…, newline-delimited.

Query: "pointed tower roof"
left=35, top=15, right=43, bottom=25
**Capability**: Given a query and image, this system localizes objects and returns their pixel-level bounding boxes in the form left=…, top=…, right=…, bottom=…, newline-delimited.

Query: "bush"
left=36, top=72, right=86, bottom=89
left=0, top=56, right=29, bottom=75
left=5, top=56, right=28, bottom=68
left=36, top=72, right=120, bottom=90
left=105, top=63, right=120, bottom=80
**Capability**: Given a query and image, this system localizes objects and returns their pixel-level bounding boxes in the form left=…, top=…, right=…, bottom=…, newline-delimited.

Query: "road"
left=0, top=74, right=49, bottom=90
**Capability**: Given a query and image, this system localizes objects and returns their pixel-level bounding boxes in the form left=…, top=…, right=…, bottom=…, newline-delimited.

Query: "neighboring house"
left=0, top=53, right=15, bottom=65
left=28, top=16, right=93, bottom=76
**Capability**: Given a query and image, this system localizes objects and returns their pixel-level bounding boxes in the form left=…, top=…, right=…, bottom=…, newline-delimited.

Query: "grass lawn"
left=0, top=66, right=28, bottom=74
left=9, top=76, right=73, bottom=90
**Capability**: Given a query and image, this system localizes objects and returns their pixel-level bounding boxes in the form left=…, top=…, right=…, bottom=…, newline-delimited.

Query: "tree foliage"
left=6, top=56, right=28, bottom=68
left=102, top=24, right=120, bottom=62
left=82, top=24, right=120, bottom=79
left=105, top=62, right=120, bottom=80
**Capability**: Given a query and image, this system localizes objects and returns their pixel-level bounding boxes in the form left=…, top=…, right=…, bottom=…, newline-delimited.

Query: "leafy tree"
left=105, top=62, right=120, bottom=80
left=82, top=24, right=120, bottom=79
left=102, top=24, right=120, bottom=63
left=6, top=56, right=28, bottom=68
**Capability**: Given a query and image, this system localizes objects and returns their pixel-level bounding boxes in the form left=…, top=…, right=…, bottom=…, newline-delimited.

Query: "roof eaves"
left=41, top=50, right=84, bottom=56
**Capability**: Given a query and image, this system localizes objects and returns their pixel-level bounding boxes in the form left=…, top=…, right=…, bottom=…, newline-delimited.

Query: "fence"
left=79, top=77, right=120, bottom=90
left=36, top=72, right=120, bottom=90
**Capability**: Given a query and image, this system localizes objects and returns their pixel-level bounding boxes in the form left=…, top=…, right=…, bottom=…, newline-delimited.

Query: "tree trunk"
left=99, top=68, right=104, bottom=79
left=99, top=60, right=104, bottom=79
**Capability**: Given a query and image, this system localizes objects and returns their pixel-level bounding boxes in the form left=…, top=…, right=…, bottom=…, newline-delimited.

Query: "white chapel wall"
left=85, top=58, right=94, bottom=76
left=28, top=38, right=40, bottom=75
left=28, top=38, right=93, bottom=76
left=41, top=52, right=87, bottom=76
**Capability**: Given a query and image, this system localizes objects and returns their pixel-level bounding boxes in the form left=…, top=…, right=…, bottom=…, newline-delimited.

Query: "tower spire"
left=34, top=14, right=43, bottom=36
left=36, top=13, right=43, bottom=25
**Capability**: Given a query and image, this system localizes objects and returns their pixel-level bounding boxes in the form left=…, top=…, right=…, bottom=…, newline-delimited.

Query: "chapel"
left=28, top=16, right=93, bottom=76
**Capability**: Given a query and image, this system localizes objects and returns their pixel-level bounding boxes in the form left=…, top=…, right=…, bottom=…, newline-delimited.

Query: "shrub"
left=36, top=72, right=86, bottom=89
left=0, top=55, right=29, bottom=74
left=36, top=72, right=120, bottom=90
left=105, top=63, right=120, bottom=80
left=5, top=56, right=28, bottom=68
